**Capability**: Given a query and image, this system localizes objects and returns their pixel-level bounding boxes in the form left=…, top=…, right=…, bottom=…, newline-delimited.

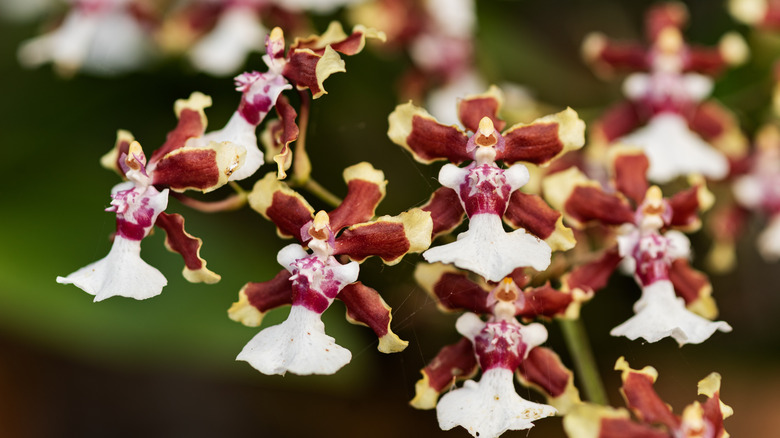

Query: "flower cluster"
left=46, top=0, right=780, bottom=436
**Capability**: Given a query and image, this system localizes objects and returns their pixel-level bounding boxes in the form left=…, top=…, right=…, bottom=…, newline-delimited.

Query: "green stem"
left=558, top=317, right=608, bottom=405
left=302, top=178, right=342, bottom=209
left=292, top=90, right=312, bottom=185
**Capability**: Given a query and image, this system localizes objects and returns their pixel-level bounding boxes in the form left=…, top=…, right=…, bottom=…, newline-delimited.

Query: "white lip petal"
left=237, top=306, right=352, bottom=375
left=620, top=113, right=729, bottom=183
left=610, top=280, right=732, bottom=345
left=437, top=368, right=556, bottom=438
left=56, top=236, right=167, bottom=302
left=189, top=8, right=266, bottom=76
left=423, top=214, right=551, bottom=282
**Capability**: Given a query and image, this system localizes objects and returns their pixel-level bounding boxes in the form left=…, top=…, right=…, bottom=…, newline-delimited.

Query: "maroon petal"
left=247, top=173, right=315, bottom=241
left=283, top=46, right=344, bottom=99
left=668, top=185, right=705, bottom=231
left=563, top=247, right=622, bottom=294
left=414, top=263, right=490, bottom=314
left=150, top=92, right=211, bottom=164
left=565, top=186, right=635, bottom=227
left=457, top=86, right=506, bottom=133
left=421, top=187, right=465, bottom=239
left=337, top=281, right=407, bottom=353
left=289, top=22, right=384, bottom=56
left=504, top=190, right=575, bottom=251
left=599, top=418, right=670, bottom=438
left=262, top=94, right=299, bottom=179
left=544, top=167, right=633, bottom=227
left=593, top=101, right=644, bottom=143
left=583, top=32, right=649, bottom=73
left=563, top=404, right=668, bottom=438
left=498, top=108, right=585, bottom=165
left=152, top=142, right=244, bottom=193
left=328, top=162, right=387, bottom=232
left=228, top=269, right=294, bottom=327
left=698, top=373, right=732, bottom=438
left=334, top=209, right=432, bottom=265
left=517, top=284, right=575, bottom=320
left=684, top=46, right=727, bottom=76
left=410, top=337, right=478, bottom=409
left=283, top=23, right=384, bottom=99
left=388, top=102, right=471, bottom=164
left=616, top=357, right=681, bottom=431
left=669, top=259, right=717, bottom=319
left=155, top=212, right=220, bottom=284
left=687, top=101, right=747, bottom=157
left=612, top=148, right=649, bottom=205
left=516, top=346, right=580, bottom=412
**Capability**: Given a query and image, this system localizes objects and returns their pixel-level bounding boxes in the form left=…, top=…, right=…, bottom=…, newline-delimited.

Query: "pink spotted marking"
left=632, top=232, right=673, bottom=286
left=109, top=188, right=157, bottom=241
left=289, top=256, right=343, bottom=314
left=474, top=320, right=527, bottom=371
left=458, top=163, right=512, bottom=216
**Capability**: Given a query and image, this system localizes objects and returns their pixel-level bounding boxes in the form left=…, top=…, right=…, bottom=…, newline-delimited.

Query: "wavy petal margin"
left=247, top=172, right=315, bottom=240
left=155, top=212, right=220, bottom=284
left=410, top=337, right=478, bottom=410
left=414, top=263, right=490, bottom=314
left=421, top=187, right=465, bottom=239
left=335, top=208, right=432, bottom=265
left=457, top=85, right=506, bottom=133
left=499, top=107, right=586, bottom=165
left=152, top=141, right=245, bottom=193
left=328, top=162, right=387, bottom=231
left=388, top=102, right=471, bottom=164
left=228, top=270, right=293, bottom=327
left=337, top=281, right=407, bottom=353
left=516, top=346, right=581, bottom=414
left=504, top=190, right=576, bottom=251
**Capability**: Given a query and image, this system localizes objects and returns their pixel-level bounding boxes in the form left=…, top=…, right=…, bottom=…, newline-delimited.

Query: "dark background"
left=1, top=1, right=779, bottom=436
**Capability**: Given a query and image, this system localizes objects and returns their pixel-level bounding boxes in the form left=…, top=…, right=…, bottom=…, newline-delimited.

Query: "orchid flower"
left=411, top=265, right=577, bottom=437
left=160, top=0, right=371, bottom=76
left=733, top=123, right=780, bottom=261
left=228, top=162, right=432, bottom=375
left=411, top=264, right=584, bottom=416
left=583, top=1, right=748, bottom=183
left=184, top=22, right=383, bottom=181
left=17, top=0, right=156, bottom=76
left=564, top=357, right=732, bottom=438
left=57, top=93, right=245, bottom=301
left=545, top=147, right=732, bottom=345
left=388, top=86, right=584, bottom=281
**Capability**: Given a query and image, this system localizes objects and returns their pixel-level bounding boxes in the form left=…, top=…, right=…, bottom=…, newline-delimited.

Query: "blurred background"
left=1, top=0, right=780, bottom=436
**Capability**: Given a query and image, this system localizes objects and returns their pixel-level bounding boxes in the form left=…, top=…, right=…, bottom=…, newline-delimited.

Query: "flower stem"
left=173, top=182, right=247, bottom=212
left=302, top=178, right=342, bottom=209
left=292, top=90, right=312, bottom=185
left=558, top=317, right=608, bottom=405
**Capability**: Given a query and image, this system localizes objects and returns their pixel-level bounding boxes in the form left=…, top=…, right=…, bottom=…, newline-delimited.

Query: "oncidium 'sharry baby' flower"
left=545, top=148, right=731, bottom=345
left=57, top=94, right=245, bottom=301
left=411, top=266, right=571, bottom=437
left=564, top=357, right=732, bottom=438
left=228, top=162, right=432, bottom=375
left=583, top=1, right=748, bottom=183
left=412, top=264, right=585, bottom=418
left=388, top=86, right=585, bottom=282
left=18, top=0, right=157, bottom=76
left=190, top=22, right=384, bottom=181
left=732, top=124, right=780, bottom=261
left=164, top=0, right=367, bottom=76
